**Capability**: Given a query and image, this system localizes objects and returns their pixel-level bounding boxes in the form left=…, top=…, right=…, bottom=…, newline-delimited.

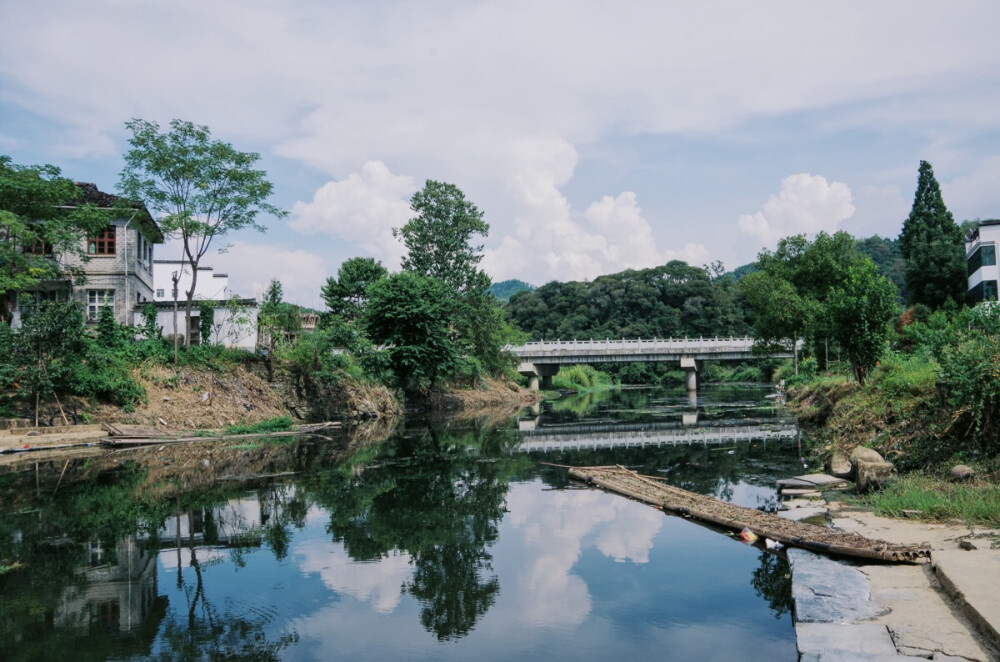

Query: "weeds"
left=858, top=474, right=1000, bottom=527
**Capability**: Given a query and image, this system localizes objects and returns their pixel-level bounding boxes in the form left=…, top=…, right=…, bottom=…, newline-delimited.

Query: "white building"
left=141, top=260, right=258, bottom=350
left=965, top=220, right=1000, bottom=304
left=152, top=260, right=230, bottom=301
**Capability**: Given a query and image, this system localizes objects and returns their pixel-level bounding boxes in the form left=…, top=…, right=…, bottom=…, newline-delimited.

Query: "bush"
left=552, top=365, right=611, bottom=390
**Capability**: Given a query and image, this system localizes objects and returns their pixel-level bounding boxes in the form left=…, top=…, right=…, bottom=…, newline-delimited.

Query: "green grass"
left=224, top=415, right=293, bottom=436
left=551, top=365, right=612, bottom=391
left=858, top=474, right=1000, bottom=527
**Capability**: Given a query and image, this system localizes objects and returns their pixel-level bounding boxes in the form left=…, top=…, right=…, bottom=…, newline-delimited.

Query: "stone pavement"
left=781, top=496, right=1000, bottom=661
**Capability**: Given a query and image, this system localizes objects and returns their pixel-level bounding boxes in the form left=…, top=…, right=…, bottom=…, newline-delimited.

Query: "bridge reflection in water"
left=515, top=417, right=798, bottom=453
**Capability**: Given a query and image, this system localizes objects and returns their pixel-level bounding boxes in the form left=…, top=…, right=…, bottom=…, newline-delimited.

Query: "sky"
left=3, top=1, right=1000, bottom=308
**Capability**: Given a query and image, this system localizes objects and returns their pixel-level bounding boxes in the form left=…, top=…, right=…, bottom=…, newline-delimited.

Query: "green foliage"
left=743, top=232, right=896, bottom=380
left=364, top=272, right=459, bottom=390
left=859, top=474, right=1000, bottom=527
left=141, top=302, right=159, bottom=340
left=508, top=260, right=750, bottom=340
left=856, top=235, right=907, bottom=303
left=224, top=415, right=293, bottom=435
left=198, top=299, right=214, bottom=346
left=119, top=118, right=285, bottom=346
left=898, top=161, right=965, bottom=309
left=259, top=279, right=302, bottom=355
left=551, top=365, right=612, bottom=391
left=827, top=260, right=897, bottom=383
left=487, top=279, right=535, bottom=302
left=321, top=257, right=388, bottom=321
left=395, top=180, right=489, bottom=295
left=0, top=156, right=110, bottom=320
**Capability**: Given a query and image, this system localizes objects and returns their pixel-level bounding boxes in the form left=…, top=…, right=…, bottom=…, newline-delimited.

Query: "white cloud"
left=289, top=160, right=415, bottom=270
left=209, top=241, right=328, bottom=308
left=295, top=541, right=413, bottom=614
left=842, top=183, right=908, bottom=239
left=738, top=173, right=855, bottom=246
left=943, top=155, right=1000, bottom=222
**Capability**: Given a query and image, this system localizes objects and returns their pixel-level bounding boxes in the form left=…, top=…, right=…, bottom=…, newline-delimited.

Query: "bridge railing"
left=508, top=336, right=760, bottom=355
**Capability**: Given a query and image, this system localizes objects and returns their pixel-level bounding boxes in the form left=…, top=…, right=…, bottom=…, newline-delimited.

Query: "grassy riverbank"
left=856, top=474, right=1000, bottom=527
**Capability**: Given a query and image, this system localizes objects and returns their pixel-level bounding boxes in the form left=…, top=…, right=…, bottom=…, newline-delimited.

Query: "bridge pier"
left=680, top=357, right=698, bottom=392
left=518, top=362, right=560, bottom=391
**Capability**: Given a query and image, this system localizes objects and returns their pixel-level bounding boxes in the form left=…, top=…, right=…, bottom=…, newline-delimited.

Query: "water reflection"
left=0, top=385, right=799, bottom=660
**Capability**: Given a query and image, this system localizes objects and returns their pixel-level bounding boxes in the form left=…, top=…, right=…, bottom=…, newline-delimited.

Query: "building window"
left=967, top=244, right=996, bottom=275
left=968, top=279, right=998, bottom=305
left=24, top=241, right=53, bottom=255
left=87, top=226, right=115, bottom=255
left=87, top=289, right=115, bottom=321
left=155, top=288, right=164, bottom=298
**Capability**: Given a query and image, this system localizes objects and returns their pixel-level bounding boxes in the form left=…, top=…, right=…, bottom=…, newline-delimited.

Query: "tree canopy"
left=0, top=156, right=108, bottom=322
left=506, top=260, right=750, bottom=341
left=321, top=257, right=388, bottom=321
left=394, top=180, right=490, bottom=295
left=898, top=161, right=965, bottom=309
left=741, top=231, right=897, bottom=382
left=118, top=119, right=285, bottom=346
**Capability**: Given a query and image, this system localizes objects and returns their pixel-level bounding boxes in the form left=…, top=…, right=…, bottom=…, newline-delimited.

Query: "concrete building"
left=152, top=260, right=230, bottom=301
left=965, top=220, right=1000, bottom=304
left=11, top=183, right=163, bottom=327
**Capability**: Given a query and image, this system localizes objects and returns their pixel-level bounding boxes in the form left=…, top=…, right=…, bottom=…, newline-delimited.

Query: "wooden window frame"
left=87, top=226, right=116, bottom=255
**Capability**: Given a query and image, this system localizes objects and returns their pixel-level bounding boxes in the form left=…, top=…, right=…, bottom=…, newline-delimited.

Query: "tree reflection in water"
left=308, top=423, right=521, bottom=640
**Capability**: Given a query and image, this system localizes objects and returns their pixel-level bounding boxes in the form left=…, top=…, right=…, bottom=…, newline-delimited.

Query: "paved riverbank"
left=781, top=495, right=1000, bottom=660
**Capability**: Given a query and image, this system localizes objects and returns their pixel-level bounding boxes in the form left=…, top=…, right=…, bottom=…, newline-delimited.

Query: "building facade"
left=965, top=220, right=1000, bottom=304
left=11, top=183, right=163, bottom=327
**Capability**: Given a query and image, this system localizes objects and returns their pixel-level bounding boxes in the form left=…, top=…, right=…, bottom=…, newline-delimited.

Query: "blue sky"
left=3, top=1, right=1000, bottom=307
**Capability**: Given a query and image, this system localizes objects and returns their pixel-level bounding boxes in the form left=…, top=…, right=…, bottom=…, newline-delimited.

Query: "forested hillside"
left=506, top=260, right=750, bottom=340
left=488, top=279, right=535, bottom=302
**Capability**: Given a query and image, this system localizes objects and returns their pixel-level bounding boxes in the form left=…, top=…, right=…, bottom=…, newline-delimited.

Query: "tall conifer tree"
left=898, top=161, right=965, bottom=308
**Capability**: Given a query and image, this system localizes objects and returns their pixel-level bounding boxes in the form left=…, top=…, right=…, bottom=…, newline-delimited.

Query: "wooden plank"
left=568, top=465, right=929, bottom=563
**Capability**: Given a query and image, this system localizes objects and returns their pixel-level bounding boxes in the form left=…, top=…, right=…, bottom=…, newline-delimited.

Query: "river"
left=0, top=384, right=804, bottom=661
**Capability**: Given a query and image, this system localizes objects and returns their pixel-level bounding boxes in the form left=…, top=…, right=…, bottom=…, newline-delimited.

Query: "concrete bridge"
left=509, top=337, right=796, bottom=391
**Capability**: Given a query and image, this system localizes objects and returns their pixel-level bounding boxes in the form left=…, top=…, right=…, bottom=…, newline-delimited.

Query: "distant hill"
left=489, top=279, right=535, bottom=302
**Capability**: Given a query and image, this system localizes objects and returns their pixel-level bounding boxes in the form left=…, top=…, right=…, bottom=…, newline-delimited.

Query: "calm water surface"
left=0, top=385, right=804, bottom=660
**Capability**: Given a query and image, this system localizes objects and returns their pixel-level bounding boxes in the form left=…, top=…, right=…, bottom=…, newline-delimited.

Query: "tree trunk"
left=184, top=263, right=200, bottom=348
left=171, top=271, right=181, bottom=364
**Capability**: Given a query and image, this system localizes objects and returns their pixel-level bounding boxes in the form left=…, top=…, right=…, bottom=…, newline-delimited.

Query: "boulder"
left=849, top=446, right=884, bottom=478
left=949, top=464, right=975, bottom=482
left=855, top=459, right=896, bottom=493
left=829, top=448, right=852, bottom=478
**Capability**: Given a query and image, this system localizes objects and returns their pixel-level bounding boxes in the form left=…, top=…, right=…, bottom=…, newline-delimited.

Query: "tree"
left=119, top=119, right=285, bottom=347
left=11, top=301, right=88, bottom=424
left=394, top=180, right=490, bottom=295
left=898, top=161, right=965, bottom=309
left=828, top=260, right=897, bottom=383
left=364, top=272, right=459, bottom=390
left=321, top=257, right=387, bottom=321
left=259, top=279, right=301, bottom=356
left=0, top=156, right=108, bottom=323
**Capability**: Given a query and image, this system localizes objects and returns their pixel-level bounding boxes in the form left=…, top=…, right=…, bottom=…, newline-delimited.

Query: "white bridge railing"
left=508, top=336, right=767, bottom=357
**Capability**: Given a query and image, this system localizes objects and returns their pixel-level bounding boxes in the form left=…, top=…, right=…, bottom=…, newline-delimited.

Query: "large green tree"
left=119, top=119, right=285, bottom=347
left=741, top=231, right=897, bottom=380
left=321, top=256, right=388, bottom=321
left=0, top=156, right=107, bottom=323
left=828, top=260, right=897, bottom=383
left=394, top=180, right=516, bottom=376
left=898, top=161, right=965, bottom=309
left=364, top=272, right=459, bottom=390
left=394, top=180, right=490, bottom=295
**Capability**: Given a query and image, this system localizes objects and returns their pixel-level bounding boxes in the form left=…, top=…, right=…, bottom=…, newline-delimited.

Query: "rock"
left=850, top=445, right=884, bottom=466
left=856, top=459, right=896, bottom=492
left=949, top=464, right=974, bottom=482
left=958, top=540, right=977, bottom=550
left=829, top=448, right=852, bottom=477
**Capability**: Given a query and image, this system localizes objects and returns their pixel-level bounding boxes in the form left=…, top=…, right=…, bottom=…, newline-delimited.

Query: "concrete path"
left=781, top=497, right=1000, bottom=661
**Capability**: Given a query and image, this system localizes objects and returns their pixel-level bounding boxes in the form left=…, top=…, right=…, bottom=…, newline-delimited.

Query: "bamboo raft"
left=568, top=465, right=930, bottom=563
